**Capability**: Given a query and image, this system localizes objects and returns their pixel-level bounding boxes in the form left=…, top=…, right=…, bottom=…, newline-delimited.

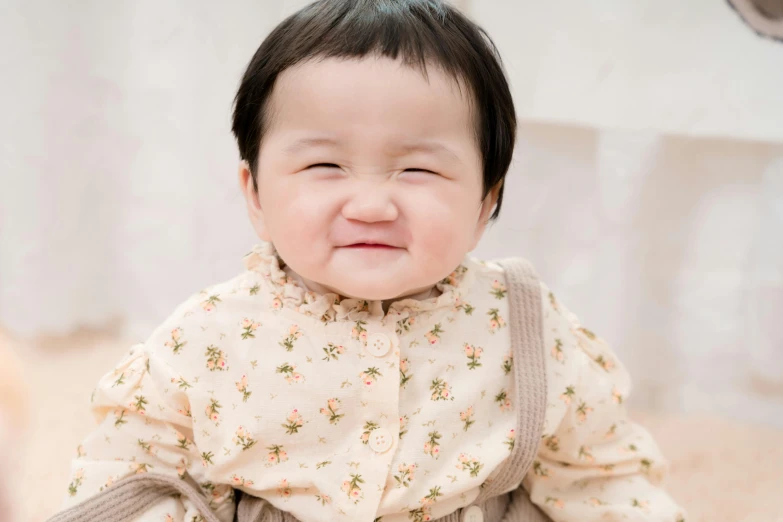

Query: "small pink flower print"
left=464, top=343, right=483, bottom=369
left=490, top=279, right=507, bottom=299
left=430, top=378, right=454, bottom=401
left=320, top=398, right=344, bottom=425
left=593, top=354, right=615, bottom=372
left=588, top=498, right=606, bottom=507
left=544, top=435, right=560, bottom=452
left=351, top=320, right=368, bottom=344
left=576, top=401, right=594, bottom=424
left=233, top=426, right=257, bottom=451
left=315, top=494, right=332, bottom=506
left=241, top=318, right=260, bottom=340
left=502, top=352, right=513, bottom=375
left=410, top=486, right=443, bottom=521
left=165, top=327, right=187, bottom=354
left=399, top=357, right=413, bottom=387
left=423, top=431, right=442, bottom=459
left=631, top=499, right=651, bottom=513
left=276, top=362, right=305, bottom=384
left=399, top=415, right=409, bottom=439
left=578, top=445, right=594, bottom=463
left=532, top=460, right=550, bottom=479
left=360, top=420, right=379, bottom=444
left=612, top=387, right=624, bottom=404
left=605, top=424, right=617, bottom=439
left=396, top=316, right=416, bottom=335
left=128, top=395, right=148, bottom=415
left=359, top=366, right=382, bottom=387
left=236, top=375, right=252, bottom=402
left=455, top=453, right=484, bottom=477
left=205, top=345, right=228, bottom=371
left=545, top=497, right=565, bottom=510
left=460, top=406, right=475, bottom=431
left=265, top=444, right=288, bottom=466
left=231, top=474, right=254, bottom=487
left=560, top=386, right=575, bottom=405
left=279, top=325, right=303, bottom=351
left=164, top=515, right=175, bottom=522
left=137, top=439, right=155, bottom=456
left=282, top=409, right=304, bottom=435
left=322, top=342, right=345, bottom=362
left=487, top=308, right=507, bottom=333
left=201, top=294, right=221, bottom=312
left=504, top=429, right=516, bottom=451
left=495, top=389, right=512, bottom=411
left=277, top=479, right=292, bottom=499
left=424, top=323, right=444, bottom=345
left=67, top=469, right=85, bottom=497
left=551, top=339, right=564, bottom=363
left=205, top=398, right=222, bottom=425
left=130, top=462, right=151, bottom=474
left=201, top=451, right=214, bottom=466
left=341, top=474, right=364, bottom=504
left=394, top=462, right=418, bottom=488
left=271, top=297, right=282, bottom=310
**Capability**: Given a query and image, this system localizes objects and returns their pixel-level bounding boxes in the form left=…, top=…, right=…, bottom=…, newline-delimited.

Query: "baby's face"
left=240, top=56, right=497, bottom=301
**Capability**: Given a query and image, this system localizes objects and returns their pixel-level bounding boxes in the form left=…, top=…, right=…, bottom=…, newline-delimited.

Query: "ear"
left=470, top=182, right=502, bottom=250
left=239, top=160, right=272, bottom=242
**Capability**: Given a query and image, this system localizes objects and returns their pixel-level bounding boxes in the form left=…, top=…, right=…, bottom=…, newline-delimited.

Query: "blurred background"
left=1, top=0, right=782, bottom=521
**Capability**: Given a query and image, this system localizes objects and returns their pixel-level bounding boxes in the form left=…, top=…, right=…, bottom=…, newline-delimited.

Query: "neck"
left=282, top=265, right=440, bottom=312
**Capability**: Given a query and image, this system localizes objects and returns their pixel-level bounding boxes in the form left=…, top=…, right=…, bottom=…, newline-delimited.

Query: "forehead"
left=264, top=56, right=477, bottom=151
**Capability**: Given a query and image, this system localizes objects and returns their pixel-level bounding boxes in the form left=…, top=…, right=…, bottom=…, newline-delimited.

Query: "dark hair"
left=231, top=0, right=516, bottom=221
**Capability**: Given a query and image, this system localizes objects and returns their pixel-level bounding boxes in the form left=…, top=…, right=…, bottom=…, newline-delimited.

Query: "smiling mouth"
left=345, top=243, right=400, bottom=249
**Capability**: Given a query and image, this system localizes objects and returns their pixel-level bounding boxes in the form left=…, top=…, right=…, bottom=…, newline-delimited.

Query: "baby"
left=51, top=1, right=686, bottom=521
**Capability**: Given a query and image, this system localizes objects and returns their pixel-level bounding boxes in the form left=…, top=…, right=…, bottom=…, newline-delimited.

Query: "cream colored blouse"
left=61, top=241, right=686, bottom=522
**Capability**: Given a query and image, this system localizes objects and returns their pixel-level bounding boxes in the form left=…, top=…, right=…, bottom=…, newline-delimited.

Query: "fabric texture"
left=49, top=244, right=686, bottom=521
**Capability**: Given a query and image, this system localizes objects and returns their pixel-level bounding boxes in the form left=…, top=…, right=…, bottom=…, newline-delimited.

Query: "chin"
left=333, top=279, right=409, bottom=301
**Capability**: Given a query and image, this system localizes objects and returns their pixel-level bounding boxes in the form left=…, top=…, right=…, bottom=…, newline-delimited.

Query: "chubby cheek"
left=407, top=190, right=479, bottom=267
left=259, top=180, right=332, bottom=256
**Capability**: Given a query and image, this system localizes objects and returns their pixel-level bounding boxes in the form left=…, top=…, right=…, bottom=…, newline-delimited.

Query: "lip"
left=342, top=243, right=400, bottom=249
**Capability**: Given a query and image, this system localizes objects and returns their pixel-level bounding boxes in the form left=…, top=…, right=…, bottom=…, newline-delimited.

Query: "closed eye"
left=307, top=163, right=340, bottom=169
left=404, top=168, right=438, bottom=175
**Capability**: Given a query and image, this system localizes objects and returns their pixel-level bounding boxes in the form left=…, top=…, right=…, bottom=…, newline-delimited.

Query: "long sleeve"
left=58, top=341, right=235, bottom=522
left=521, top=282, right=687, bottom=522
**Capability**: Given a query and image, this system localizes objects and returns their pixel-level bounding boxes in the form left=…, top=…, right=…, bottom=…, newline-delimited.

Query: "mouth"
left=344, top=243, right=400, bottom=249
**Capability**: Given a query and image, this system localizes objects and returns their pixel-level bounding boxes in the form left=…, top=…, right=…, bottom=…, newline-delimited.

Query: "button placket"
left=366, top=332, right=392, bottom=357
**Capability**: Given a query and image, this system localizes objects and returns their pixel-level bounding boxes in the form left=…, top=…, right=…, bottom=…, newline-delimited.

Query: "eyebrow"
left=281, top=136, right=461, bottom=163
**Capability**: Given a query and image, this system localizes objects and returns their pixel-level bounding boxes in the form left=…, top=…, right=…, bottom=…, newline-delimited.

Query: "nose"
left=341, top=180, right=399, bottom=223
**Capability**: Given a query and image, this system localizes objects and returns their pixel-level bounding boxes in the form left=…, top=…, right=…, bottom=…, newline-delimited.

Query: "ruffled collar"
left=242, top=241, right=475, bottom=323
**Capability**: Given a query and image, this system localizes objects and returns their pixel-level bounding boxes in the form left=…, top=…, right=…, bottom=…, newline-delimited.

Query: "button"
left=462, top=506, right=483, bottom=522
left=368, top=428, right=393, bottom=453
left=366, top=333, right=391, bottom=357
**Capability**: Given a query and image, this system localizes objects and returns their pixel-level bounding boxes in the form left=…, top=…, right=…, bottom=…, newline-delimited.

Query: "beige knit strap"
left=473, top=257, right=547, bottom=503
left=45, top=473, right=222, bottom=522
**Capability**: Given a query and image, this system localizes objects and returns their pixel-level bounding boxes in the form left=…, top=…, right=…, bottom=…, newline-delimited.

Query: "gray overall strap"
left=45, top=472, right=222, bottom=522
left=473, top=257, right=548, bottom=501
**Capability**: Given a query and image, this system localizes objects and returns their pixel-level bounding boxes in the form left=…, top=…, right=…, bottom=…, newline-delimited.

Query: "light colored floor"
left=3, top=326, right=783, bottom=522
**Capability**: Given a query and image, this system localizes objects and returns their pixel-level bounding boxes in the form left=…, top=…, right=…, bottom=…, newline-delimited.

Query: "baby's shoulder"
left=141, top=270, right=269, bottom=359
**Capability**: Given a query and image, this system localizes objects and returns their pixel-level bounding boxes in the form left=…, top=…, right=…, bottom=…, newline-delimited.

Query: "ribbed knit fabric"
left=45, top=257, right=551, bottom=522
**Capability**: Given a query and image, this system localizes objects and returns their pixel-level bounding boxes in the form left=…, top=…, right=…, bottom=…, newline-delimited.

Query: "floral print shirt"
left=61, top=241, right=686, bottom=522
